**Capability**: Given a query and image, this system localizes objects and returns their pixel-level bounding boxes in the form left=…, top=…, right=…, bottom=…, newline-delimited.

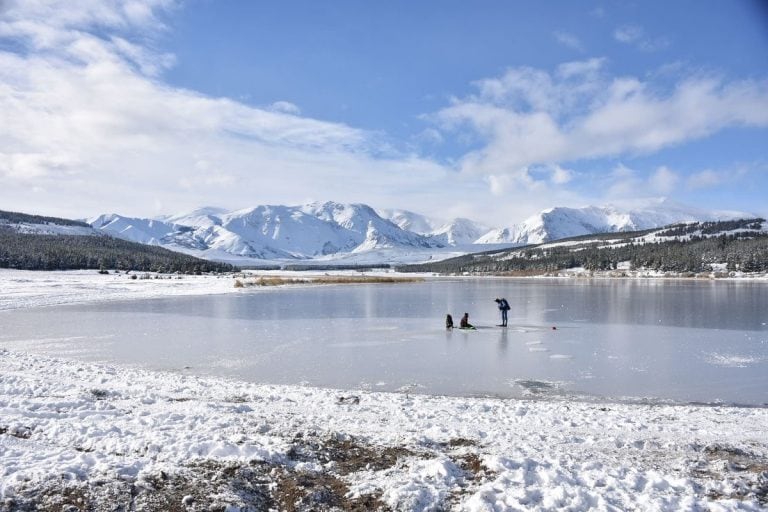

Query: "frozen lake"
left=2, top=278, right=767, bottom=405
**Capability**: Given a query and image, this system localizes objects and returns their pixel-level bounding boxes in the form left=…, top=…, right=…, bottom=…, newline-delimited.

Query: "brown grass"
left=235, top=275, right=424, bottom=288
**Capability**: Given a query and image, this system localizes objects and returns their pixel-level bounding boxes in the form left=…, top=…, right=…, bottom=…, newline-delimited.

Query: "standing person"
left=494, top=298, right=510, bottom=327
left=459, top=312, right=474, bottom=329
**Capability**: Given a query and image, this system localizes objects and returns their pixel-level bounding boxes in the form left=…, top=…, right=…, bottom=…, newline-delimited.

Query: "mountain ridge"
left=397, top=218, right=768, bottom=275
left=85, top=199, right=754, bottom=264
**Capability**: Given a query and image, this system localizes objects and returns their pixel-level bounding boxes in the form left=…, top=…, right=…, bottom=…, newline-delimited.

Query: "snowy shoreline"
left=1, top=269, right=767, bottom=510
left=2, top=349, right=767, bottom=511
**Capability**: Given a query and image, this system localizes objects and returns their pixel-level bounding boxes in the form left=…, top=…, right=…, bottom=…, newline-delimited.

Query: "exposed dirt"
left=0, top=434, right=410, bottom=512
left=693, top=444, right=768, bottom=505
left=0, top=426, right=32, bottom=439
left=272, top=468, right=390, bottom=512
left=288, top=433, right=413, bottom=476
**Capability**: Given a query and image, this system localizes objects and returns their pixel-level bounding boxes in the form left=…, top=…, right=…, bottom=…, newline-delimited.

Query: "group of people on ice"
left=446, top=297, right=510, bottom=330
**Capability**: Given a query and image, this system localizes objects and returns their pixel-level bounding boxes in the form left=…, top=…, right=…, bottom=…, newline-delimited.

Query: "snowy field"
left=0, top=269, right=237, bottom=311
left=1, top=269, right=767, bottom=510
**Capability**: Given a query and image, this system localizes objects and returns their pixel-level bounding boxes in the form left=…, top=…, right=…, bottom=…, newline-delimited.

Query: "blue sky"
left=1, top=0, right=766, bottom=225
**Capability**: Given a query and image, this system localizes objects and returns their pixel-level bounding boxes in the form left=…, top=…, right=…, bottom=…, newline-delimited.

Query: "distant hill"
left=0, top=210, right=236, bottom=273
left=397, top=218, right=768, bottom=275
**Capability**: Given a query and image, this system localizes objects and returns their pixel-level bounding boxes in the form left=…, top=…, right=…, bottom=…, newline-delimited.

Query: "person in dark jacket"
left=459, top=312, right=474, bottom=329
left=494, top=298, right=510, bottom=327
left=446, top=314, right=454, bottom=330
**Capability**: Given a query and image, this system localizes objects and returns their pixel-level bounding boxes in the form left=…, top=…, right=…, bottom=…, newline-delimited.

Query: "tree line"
left=0, top=232, right=237, bottom=273
left=0, top=209, right=91, bottom=227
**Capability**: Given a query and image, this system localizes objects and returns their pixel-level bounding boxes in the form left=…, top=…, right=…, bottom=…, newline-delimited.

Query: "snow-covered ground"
left=1, top=269, right=767, bottom=510
left=1, top=350, right=767, bottom=511
left=0, top=269, right=236, bottom=311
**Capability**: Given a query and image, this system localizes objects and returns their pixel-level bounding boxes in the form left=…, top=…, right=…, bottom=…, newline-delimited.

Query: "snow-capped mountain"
left=378, top=209, right=441, bottom=234
left=89, top=202, right=444, bottom=262
left=377, top=209, right=490, bottom=246
left=477, top=199, right=752, bottom=245
left=89, top=214, right=179, bottom=245
left=87, top=199, right=755, bottom=265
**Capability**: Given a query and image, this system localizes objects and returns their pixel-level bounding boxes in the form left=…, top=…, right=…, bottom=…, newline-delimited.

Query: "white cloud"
left=111, top=36, right=176, bottom=76
left=554, top=31, right=584, bottom=52
left=415, top=128, right=444, bottom=145
left=603, top=163, right=694, bottom=199
left=435, top=62, right=768, bottom=180
left=605, top=163, right=641, bottom=198
left=557, top=57, right=605, bottom=79
left=487, top=174, right=514, bottom=196
left=686, top=170, right=721, bottom=189
left=614, top=25, right=643, bottom=44
left=0, top=0, right=176, bottom=31
left=591, top=7, right=606, bottom=18
left=550, top=165, right=573, bottom=185
left=649, top=166, right=679, bottom=194
left=614, top=24, right=670, bottom=52
left=269, top=101, right=301, bottom=115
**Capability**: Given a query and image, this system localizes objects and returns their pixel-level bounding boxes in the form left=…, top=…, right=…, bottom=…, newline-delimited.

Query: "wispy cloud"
left=685, top=165, right=757, bottom=190
left=686, top=169, right=723, bottom=189
left=434, top=61, right=768, bottom=188
left=614, top=25, right=643, bottom=44
left=268, top=101, right=301, bottom=115
left=554, top=31, right=584, bottom=52
left=649, top=166, right=679, bottom=194
left=614, top=24, right=670, bottom=52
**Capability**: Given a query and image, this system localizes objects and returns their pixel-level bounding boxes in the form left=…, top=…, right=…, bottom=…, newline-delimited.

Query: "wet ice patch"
left=704, top=352, right=764, bottom=368
left=328, top=340, right=403, bottom=348
left=210, top=358, right=249, bottom=370
left=512, top=379, right=566, bottom=396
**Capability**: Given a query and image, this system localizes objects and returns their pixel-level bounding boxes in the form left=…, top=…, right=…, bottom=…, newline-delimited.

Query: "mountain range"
left=85, top=199, right=753, bottom=265
left=398, top=218, right=768, bottom=275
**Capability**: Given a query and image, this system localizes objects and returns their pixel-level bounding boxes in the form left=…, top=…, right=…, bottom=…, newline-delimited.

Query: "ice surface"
left=2, top=270, right=767, bottom=406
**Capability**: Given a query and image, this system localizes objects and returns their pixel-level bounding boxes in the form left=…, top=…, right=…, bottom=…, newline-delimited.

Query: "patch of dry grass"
left=234, top=275, right=424, bottom=288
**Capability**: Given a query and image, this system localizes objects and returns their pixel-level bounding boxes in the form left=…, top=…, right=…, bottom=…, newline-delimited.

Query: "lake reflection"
left=2, top=279, right=767, bottom=405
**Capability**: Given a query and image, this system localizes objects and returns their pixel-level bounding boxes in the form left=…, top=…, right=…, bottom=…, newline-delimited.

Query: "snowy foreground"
left=1, top=351, right=767, bottom=511
left=1, top=270, right=767, bottom=510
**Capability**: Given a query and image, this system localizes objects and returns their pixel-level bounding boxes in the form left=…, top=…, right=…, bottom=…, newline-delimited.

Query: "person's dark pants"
left=501, top=309, right=508, bottom=326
